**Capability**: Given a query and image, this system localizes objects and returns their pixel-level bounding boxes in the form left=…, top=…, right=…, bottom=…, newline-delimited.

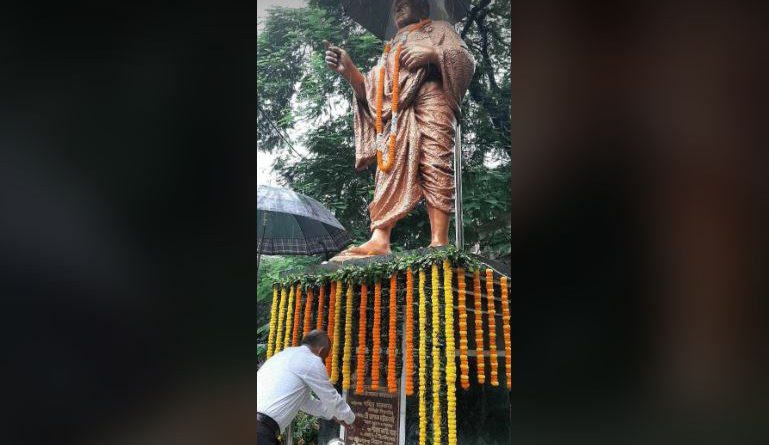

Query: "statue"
left=324, top=0, right=475, bottom=260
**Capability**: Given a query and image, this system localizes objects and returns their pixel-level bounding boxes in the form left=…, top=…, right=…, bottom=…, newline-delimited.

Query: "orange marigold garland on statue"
left=473, top=269, right=486, bottom=384
left=303, top=287, right=314, bottom=336
left=330, top=280, right=343, bottom=384
left=500, top=276, right=512, bottom=390
left=283, top=285, right=295, bottom=351
left=316, top=283, right=326, bottom=330
left=274, top=286, right=288, bottom=354
left=486, top=269, right=499, bottom=386
left=266, top=285, right=280, bottom=359
left=371, top=277, right=383, bottom=390
left=291, top=285, right=303, bottom=347
left=404, top=267, right=415, bottom=396
left=417, top=269, right=428, bottom=445
left=325, top=281, right=337, bottom=376
left=356, top=282, right=369, bottom=394
left=443, top=260, right=458, bottom=445
left=430, top=263, right=442, bottom=445
left=374, top=19, right=431, bottom=173
left=342, top=281, right=354, bottom=390
left=456, top=268, right=470, bottom=389
left=387, top=273, right=398, bottom=393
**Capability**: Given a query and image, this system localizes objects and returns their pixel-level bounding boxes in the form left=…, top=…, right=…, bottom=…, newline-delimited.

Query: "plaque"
left=345, top=388, right=400, bottom=445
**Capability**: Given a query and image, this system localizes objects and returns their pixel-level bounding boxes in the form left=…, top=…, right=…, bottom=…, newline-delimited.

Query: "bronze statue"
left=325, top=0, right=475, bottom=259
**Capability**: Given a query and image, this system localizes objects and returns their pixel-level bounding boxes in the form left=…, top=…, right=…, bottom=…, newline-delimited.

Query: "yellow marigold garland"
left=443, top=260, right=457, bottom=445
left=486, top=269, right=499, bottom=386
left=417, top=268, right=428, bottom=445
left=387, top=273, right=398, bottom=393
left=330, top=280, right=343, bottom=384
left=500, top=276, right=512, bottom=391
left=356, top=282, right=369, bottom=394
left=342, top=281, right=354, bottom=390
left=431, top=263, right=442, bottom=445
left=303, top=287, right=314, bottom=337
left=316, top=283, right=326, bottom=330
left=371, top=277, right=383, bottom=390
left=283, top=285, right=295, bottom=351
left=456, top=268, right=470, bottom=389
left=291, top=285, right=303, bottom=347
left=325, top=281, right=337, bottom=376
left=274, top=286, right=288, bottom=354
left=473, top=269, right=486, bottom=384
left=404, top=267, right=415, bottom=396
left=266, top=286, right=279, bottom=359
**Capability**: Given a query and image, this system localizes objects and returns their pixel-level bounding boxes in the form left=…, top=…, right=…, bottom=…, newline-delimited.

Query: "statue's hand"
left=400, top=44, right=438, bottom=70
left=323, top=40, right=354, bottom=78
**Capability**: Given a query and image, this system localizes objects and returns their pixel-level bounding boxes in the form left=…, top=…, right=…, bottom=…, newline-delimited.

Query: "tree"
left=258, top=0, right=511, bottom=258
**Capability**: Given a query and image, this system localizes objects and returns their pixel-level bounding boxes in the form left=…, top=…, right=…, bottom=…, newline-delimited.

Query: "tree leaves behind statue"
left=258, top=0, right=511, bottom=259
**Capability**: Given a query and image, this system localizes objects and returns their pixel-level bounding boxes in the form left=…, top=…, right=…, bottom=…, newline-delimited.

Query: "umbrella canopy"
left=341, top=0, right=472, bottom=40
left=257, top=185, right=352, bottom=256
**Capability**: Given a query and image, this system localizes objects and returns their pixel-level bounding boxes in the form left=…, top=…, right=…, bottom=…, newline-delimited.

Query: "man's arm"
left=300, top=395, right=328, bottom=418
left=299, top=361, right=355, bottom=425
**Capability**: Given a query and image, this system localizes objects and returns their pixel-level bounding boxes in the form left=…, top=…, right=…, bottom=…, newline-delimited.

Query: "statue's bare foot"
left=331, top=239, right=391, bottom=262
left=428, top=241, right=449, bottom=248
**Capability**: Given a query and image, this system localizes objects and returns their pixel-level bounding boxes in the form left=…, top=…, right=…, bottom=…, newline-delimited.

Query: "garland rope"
left=371, top=278, right=383, bottom=390
left=330, top=280, right=343, bottom=383
left=404, top=267, right=415, bottom=396
left=387, top=273, right=398, bottom=393
left=418, top=268, right=428, bottom=445
left=457, top=268, right=470, bottom=389
left=302, top=286, right=314, bottom=336
left=486, top=269, right=499, bottom=386
left=274, top=286, right=288, bottom=354
left=431, top=263, right=442, bottom=445
left=473, top=269, right=485, bottom=384
left=443, top=260, right=458, bottom=445
left=356, top=282, right=369, bottom=394
left=325, top=281, right=337, bottom=377
left=291, top=285, right=303, bottom=347
left=283, top=285, right=295, bottom=351
left=500, top=276, right=512, bottom=391
left=266, top=285, right=279, bottom=359
left=342, top=280, right=354, bottom=390
left=316, top=283, right=326, bottom=330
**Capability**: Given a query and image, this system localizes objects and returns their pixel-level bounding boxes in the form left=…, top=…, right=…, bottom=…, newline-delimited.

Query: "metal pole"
left=453, top=123, right=464, bottom=250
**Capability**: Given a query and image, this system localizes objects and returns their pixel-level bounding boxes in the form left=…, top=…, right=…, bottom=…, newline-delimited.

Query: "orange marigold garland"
left=417, top=269, right=428, bottom=445
left=387, top=273, right=398, bottom=393
left=473, top=269, right=486, bottom=384
left=325, top=281, right=337, bottom=376
left=371, top=277, right=382, bottom=390
left=430, top=263, right=442, bottom=445
left=486, top=269, right=499, bottom=386
left=500, top=276, right=512, bottom=391
left=291, top=285, right=303, bottom=347
left=443, top=260, right=458, bottom=445
left=404, top=267, right=415, bottom=396
left=283, top=285, right=295, bottom=351
left=330, top=280, right=343, bottom=384
left=419, top=269, right=427, bottom=445
left=356, top=282, right=369, bottom=394
left=266, top=285, right=280, bottom=359
left=342, top=281, right=355, bottom=390
left=457, top=268, right=470, bottom=389
left=274, top=286, right=288, bottom=354
left=316, top=283, right=326, bottom=330
left=303, top=287, right=314, bottom=336
left=374, top=19, right=431, bottom=173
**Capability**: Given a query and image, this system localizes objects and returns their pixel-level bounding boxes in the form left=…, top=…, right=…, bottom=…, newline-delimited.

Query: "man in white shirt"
left=257, top=330, right=362, bottom=444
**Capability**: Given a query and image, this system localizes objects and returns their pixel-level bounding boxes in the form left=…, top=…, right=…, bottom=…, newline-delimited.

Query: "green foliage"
left=272, top=245, right=480, bottom=288
left=258, top=0, right=511, bottom=259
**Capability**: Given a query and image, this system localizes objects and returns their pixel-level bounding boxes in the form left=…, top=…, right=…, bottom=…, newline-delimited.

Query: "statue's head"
left=392, top=0, right=430, bottom=29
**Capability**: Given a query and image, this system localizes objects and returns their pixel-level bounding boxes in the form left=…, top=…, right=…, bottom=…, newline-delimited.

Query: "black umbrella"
left=257, top=185, right=352, bottom=271
left=340, top=0, right=472, bottom=40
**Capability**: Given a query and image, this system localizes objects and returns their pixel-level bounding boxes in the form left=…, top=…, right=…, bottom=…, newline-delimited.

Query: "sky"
left=257, top=0, right=307, bottom=186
